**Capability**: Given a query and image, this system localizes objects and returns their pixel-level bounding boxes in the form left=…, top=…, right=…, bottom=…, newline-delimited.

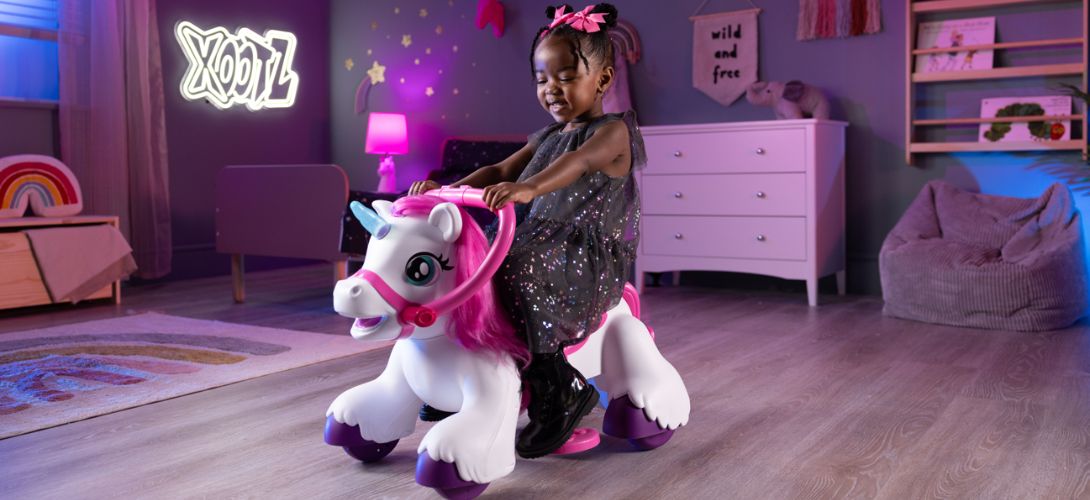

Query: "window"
left=0, top=0, right=59, bottom=101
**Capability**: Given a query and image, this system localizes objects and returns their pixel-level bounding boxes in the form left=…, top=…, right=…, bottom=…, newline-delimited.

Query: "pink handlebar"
left=401, top=186, right=515, bottom=327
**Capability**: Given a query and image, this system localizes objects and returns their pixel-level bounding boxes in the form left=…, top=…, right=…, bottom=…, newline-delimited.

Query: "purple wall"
left=0, top=103, right=56, bottom=158
left=157, top=0, right=332, bottom=279
left=330, top=0, right=1086, bottom=295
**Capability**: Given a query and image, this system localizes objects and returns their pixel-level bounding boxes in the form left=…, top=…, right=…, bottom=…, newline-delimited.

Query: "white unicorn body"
left=327, top=194, right=689, bottom=492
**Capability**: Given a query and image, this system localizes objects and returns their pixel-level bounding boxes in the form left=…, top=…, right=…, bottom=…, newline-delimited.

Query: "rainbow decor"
left=0, top=155, right=83, bottom=219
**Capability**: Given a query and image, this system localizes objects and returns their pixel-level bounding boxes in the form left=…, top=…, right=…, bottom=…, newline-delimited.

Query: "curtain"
left=58, top=0, right=171, bottom=278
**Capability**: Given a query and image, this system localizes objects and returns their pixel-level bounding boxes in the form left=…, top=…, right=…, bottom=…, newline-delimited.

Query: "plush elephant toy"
left=745, top=80, right=830, bottom=120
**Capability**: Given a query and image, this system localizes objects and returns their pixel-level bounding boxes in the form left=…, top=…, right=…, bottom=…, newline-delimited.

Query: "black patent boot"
left=516, top=351, right=598, bottom=459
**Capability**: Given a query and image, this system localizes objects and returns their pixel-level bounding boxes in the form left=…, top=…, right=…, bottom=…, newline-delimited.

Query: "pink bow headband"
left=543, top=5, right=607, bottom=36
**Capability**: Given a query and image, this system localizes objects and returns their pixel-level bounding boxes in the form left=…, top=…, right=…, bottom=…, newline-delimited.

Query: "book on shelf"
left=915, top=17, right=995, bottom=73
left=978, top=95, right=1073, bottom=143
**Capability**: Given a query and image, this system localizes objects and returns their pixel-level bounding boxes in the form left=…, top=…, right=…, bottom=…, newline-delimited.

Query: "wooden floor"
left=2, top=264, right=1089, bottom=499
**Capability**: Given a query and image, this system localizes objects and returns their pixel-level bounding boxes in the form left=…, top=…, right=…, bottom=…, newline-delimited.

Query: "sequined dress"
left=492, top=110, right=646, bottom=354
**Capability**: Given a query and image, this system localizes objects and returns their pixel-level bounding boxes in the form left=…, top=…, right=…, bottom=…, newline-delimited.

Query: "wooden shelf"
left=913, top=0, right=1075, bottom=13
left=909, top=140, right=1083, bottom=153
left=912, top=37, right=1082, bottom=54
left=0, top=215, right=118, bottom=230
left=913, top=63, right=1084, bottom=82
left=914, top=114, right=1083, bottom=125
left=906, top=0, right=1087, bottom=164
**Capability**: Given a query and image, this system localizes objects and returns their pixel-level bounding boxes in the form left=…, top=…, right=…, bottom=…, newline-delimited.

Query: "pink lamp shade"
left=365, top=112, right=408, bottom=155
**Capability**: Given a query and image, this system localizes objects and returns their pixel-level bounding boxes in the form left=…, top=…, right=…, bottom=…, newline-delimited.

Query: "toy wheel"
left=416, top=453, right=489, bottom=500
left=343, top=439, right=398, bottom=463
left=628, top=429, right=674, bottom=451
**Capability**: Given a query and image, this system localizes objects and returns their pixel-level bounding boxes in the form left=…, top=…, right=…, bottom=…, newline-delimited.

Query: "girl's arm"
left=409, top=143, right=535, bottom=195
left=483, top=121, right=630, bottom=209
left=451, top=143, right=536, bottom=188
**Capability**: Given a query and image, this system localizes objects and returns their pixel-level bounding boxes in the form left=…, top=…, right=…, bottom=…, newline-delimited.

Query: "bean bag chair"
left=880, top=180, right=1087, bottom=331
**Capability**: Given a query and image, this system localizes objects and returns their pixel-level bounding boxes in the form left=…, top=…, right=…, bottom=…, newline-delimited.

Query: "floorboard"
left=1, top=264, right=1087, bottom=499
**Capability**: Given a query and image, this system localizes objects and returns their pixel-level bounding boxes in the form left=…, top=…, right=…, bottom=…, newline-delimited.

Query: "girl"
left=409, top=3, right=644, bottom=459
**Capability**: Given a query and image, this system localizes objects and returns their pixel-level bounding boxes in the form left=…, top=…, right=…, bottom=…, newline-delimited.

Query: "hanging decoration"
left=796, top=0, right=881, bottom=41
left=355, top=61, right=386, bottom=114
left=690, top=1, right=760, bottom=107
left=476, top=0, right=505, bottom=38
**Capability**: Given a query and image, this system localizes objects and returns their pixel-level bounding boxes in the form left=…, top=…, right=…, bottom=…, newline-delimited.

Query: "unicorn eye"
left=404, top=252, right=451, bottom=286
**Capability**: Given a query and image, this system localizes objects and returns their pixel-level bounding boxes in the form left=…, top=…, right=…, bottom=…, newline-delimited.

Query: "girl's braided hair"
left=529, top=3, right=619, bottom=77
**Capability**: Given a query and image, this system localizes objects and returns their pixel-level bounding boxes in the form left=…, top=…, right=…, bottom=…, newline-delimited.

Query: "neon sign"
left=174, top=21, right=299, bottom=111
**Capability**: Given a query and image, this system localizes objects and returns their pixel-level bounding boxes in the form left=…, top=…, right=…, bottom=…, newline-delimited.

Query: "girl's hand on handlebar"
left=483, top=182, right=536, bottom=210
left=408, top=180, right=440, bottom=196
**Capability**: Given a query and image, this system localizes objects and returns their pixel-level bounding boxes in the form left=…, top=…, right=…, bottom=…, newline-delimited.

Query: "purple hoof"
left=415, top=453, right=489, bottom=500
left=603, top=396, right=676, bottom=451
left=629, top=429, right=674, bottom=451
left=323, top=415, right=398, bottom=463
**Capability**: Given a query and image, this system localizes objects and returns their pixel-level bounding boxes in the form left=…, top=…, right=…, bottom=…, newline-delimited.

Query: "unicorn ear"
left=372, top=200, right=394, bottom=220
left=427, top=202, right=463, bottom=243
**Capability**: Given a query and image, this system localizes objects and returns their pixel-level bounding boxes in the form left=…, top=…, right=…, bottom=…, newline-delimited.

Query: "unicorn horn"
left=350, top=201, right=391, bottom=239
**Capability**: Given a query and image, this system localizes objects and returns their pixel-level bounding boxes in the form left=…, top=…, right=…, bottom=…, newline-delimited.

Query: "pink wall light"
left=365, top=112, right=407, bottom=193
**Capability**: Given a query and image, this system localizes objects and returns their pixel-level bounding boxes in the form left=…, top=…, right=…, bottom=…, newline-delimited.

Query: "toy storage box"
left=0, top=216, right=119, bottom=310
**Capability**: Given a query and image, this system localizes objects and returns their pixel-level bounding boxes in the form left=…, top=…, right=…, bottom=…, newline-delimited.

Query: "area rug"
left=0, top=313, right=389, bottom=439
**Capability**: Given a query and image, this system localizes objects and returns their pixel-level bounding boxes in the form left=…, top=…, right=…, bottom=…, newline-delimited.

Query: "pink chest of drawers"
left=635, top=119, right=848, bottom=306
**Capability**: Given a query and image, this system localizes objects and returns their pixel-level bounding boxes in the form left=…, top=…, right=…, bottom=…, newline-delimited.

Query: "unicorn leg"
left=595, top=313, right=690, bottom=437
left=326, top=342, right=422, bottom=460
left=416, top=353, right=521, bottom=486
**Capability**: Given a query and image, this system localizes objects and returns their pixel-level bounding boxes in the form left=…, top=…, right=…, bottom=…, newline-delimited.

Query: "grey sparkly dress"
left=492, top=110, right=646, bottom=354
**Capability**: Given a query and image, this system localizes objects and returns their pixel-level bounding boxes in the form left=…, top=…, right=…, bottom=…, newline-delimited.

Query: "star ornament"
left=344, top=58, right=354, bottom=70
left=367, top=61, right=386, bottom=84
left=401, top=34, right=412, bottom=48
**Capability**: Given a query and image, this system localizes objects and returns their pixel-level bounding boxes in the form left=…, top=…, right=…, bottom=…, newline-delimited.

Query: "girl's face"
left=533, top=35, right=613, bottom=124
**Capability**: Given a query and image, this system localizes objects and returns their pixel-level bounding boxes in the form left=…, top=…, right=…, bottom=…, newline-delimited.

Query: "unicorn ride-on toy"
left=325, top=186, right=690, bottom=499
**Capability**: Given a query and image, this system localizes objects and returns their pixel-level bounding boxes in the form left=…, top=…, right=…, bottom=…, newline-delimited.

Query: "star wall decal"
left=420, top=8, right=428, bottom=17
left=394, top=7, right=400, bottom=14
left=371, top=21, right=378, bottom=30
left=452, top=88, right=459, bottom=95
left=367, top=49, right=372, bottom=55
left=402, top=34, right=412, bottom=48
left=367, top=61, right=386, bottom=84
left=425, top=47, right=432, bottom=55
left=453, top=45, right=459, bottom=53
left=436, top=25, right=444, bottom=35
left=399, top=77, right=405, bottom=84
left=344, top=58, right=354, bottom=71
left=414, top=58, right=421, bottom=65
left=425, top=87, right=435, bottom=97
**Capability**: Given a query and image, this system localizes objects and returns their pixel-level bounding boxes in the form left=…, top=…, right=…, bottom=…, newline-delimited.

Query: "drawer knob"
left=756, top=234, right=766, bottom=242
left=755, top=147, right=765, bottom=155
left=673, top=150, right=682, bottom=158
left=673, top=191, right=683, bottom=198
left=674, top=233, right=683, bottom=240
left=755, top=191, right=766, bottom=199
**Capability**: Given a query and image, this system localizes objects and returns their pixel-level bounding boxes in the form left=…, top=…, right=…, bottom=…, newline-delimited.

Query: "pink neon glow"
left=364, top=112, right=408, bottom=155
left=391, top=193, right=529, bottom=366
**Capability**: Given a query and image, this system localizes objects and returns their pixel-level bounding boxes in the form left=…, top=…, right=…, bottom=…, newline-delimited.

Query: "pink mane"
left=391, top=195, right=529, bottom=367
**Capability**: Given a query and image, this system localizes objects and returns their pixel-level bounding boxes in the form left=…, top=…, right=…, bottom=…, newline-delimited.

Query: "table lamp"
left=365, top=112, right=408, bottom=193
